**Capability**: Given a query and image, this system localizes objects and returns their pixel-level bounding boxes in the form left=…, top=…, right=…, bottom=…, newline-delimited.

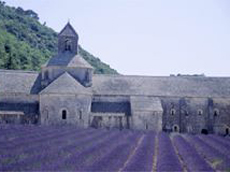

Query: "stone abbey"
left=0, top=23, right=230, bottom=135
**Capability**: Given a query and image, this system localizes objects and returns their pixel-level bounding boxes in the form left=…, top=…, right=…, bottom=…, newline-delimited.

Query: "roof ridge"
left=93, top=74, right=230, bottom=79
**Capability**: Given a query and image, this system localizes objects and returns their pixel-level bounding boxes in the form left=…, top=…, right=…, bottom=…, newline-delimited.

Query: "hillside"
left=0, top=1, right=118, bottom=74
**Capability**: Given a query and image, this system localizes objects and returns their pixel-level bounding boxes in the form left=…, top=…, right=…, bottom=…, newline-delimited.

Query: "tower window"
left=65, top=39, right=72, bottom=51
left=62, top=110, right=67, bottom=120
left=44, top=71, right=49, bottom=80
left=85, top=70, right=90, bottom=82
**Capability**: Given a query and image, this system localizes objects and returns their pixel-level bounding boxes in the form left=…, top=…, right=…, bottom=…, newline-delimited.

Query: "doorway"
left=172, top=125, right=179, bottom=132
left=201, top=129, right=208, bottom=135
left=226, top=128, right=229, bottom=135
left=91, top=116, right=103, bottom=128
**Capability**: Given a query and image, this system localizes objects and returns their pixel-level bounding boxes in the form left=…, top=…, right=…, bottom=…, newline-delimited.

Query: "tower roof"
left=40, top=72, right=91, bottom=95
left=59, top=22, right=78, bottom=37
left=43, top=54, right=93, bottom=69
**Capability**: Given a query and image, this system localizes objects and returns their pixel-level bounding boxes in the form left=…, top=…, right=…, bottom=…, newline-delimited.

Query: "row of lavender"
left=0, top=125, right=230, bottom=171
left=157, top=133, right=230, bottom=172
left=0, top=125, right=156, bottom=171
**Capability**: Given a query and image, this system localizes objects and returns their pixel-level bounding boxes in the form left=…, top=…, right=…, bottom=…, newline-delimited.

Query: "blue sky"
left=4, top=0, right=230, bottom=76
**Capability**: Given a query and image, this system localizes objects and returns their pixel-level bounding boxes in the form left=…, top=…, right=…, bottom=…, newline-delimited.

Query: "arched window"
left=62, top=110, right=67, bottom=120
left=85, top=69, right=90, bottom=82
left=44, top=71, right=49, bottom=80
left=198, top=109, right=203, bottom=116
left=214, top=109, right=219, bottom=117
left=43, top=107, right=49, bottom=123
left=170, top=109, right=176, bottom=116
left=78, top=109, right=83, bottom=120
left=185, top=110, right=189, bottom=117
left=145, top=123, right=148, bottom=130
left=65, top=39, right=72, bottom=51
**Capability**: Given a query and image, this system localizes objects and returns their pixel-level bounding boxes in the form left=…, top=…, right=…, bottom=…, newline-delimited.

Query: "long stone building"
left=0, top=23, right=230, bottom=135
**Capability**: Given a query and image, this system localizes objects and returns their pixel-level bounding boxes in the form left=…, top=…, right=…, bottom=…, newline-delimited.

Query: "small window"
left=145, top=123, right=148, bottom=130
left=185, top=110, right=189, bottom=117
left=44, top=71, right=49, bottom=80
left=85, top=69, right=90, bottom=82
left=198, top=109, right=203, bottom=116
left=214, top=109, right=219, bottom=117
left=170, top=109, right=176, bottom=116
left=62, top=110, right=67, bottom=120
left=79, top=109, right=83, bottom=120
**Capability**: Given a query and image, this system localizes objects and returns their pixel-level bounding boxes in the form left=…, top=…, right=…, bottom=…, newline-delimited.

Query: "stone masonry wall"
left=40, top=94, right=91, bottom=127
left=162, top=97, right=230, bottom=134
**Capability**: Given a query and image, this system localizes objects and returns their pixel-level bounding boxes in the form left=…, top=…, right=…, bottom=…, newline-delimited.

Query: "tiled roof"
left=0, top=70, right=41, bottom=94
left=130, top=96, right=163, bottom=112
left=44, top=53, right=93, bottom=69
left=40, top=72, right=91, bottom=95
left=92, top=75, right=230, bottom=98
left=59, top=22, right=78, bottom=37
left=1, top=69, right=230, bottom=98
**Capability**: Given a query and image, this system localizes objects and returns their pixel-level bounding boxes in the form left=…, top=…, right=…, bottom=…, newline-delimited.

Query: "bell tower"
left=41, top=22, right=93, bottom=89
left=58, top=22, right=79, bottom=54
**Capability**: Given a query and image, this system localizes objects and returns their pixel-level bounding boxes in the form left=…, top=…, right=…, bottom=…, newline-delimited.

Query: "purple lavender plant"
left=86, top=132, right=142, bottom=171
left=185, top=135, right=230, bottom=171
left=0, top=127, right=96, bottom=171
left=199, top=135, right=230, bottom=160
left=122, top=131, right=155, bottom=172
left=157, top=132, right=182, bottom=172
left=173, top=135, right=214, bottom=172
left=209, top=134, right=230, bottom=147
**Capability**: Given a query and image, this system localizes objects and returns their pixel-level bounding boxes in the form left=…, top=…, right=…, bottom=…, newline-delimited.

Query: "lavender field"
left=0, top=125, right=230, bottom=171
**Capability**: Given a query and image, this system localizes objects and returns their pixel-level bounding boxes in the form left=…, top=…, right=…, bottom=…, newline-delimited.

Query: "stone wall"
left=130, top=96, right=163, bottom=131
left=161, top=97, right=230, bottom=135
left=39, top=94, right=91, bottom=127
left=211, top=98, right=230, bottom=135
left=1, top=93, right=229, bottom=135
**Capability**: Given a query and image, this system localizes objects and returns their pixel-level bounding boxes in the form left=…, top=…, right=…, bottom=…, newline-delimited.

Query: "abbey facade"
left=0, top=23, right=230, bottom=135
